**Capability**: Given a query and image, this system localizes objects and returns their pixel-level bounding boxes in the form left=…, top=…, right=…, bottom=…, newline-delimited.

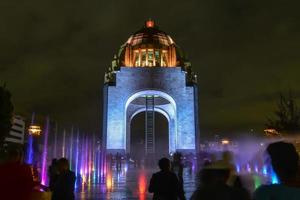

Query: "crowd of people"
left=0, top=148, right=76, bottom=200
left=1, top=141, right=300, bottom=200
left=148, top=141, right=300, bottom=200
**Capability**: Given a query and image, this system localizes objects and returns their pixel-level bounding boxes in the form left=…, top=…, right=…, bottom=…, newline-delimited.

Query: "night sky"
left=1, top=0, right=299, bottom=137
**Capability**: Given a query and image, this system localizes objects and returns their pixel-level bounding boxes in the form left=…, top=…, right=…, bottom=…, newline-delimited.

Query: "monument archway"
left=130, top=111, right=169, bottom=159
left=125, top=90, right=176, bottom=154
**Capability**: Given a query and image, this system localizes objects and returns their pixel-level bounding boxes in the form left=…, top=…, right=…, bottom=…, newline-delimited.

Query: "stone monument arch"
left=102, top=20, right=199, bottom=156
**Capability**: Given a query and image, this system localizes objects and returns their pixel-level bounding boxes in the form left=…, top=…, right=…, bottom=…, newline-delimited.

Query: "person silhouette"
left=0, top=147, right=34, bottom=200
left=48, top=158, right=58, bottom=191
left=149, top=157, right=185, bottom=200
left=190, top=156, right=250, bottom=200
left=254, top=141, right=300, bottom=200
left=172, top=152, right=184, bottom=187
left=52, top=158, right=76, bottom=200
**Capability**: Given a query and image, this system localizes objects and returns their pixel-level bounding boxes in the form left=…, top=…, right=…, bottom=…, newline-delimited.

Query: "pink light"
left=41, top=117, right=50, bottom=185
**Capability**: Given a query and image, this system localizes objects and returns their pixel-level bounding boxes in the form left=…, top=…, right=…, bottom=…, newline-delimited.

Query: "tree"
left=266, top=92, right=300, bottom=135
left=0, top=85, right=14, bottom=145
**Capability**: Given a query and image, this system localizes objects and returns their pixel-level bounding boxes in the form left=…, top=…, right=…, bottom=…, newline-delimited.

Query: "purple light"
left=246, top=163, right=251, bottom=173
left=34, top=122, right=104, bottom=187
left=255, top=165, right=259, bottom=173
left=53, top=123, right=58, bottom=158
left=25, top=113, right=35, bottom=164
left=41, top=117, right=50, bottom=185
left=75, top=130, right=79, bottom=176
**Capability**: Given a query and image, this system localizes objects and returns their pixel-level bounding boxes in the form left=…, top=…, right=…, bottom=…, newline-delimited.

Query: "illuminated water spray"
left=41, top=117, right=50, bottom=185
left=270, top=167, right=279, bottom=184
left=33, top=122, right=105, bottom=187
left=262, top=165, right=268, bottom=176
left=53, top=122, right=58, bottom=158
left=138, top=170, right=147, bottom=200
left=62, top=129, right=66, bottom=157
left=25, top=113, right=35, bottom=164
left=106, top=170, right=113, bottom=191
left=246, top=163, right=251, bottom=173
left=75, top=130, right=79, bottom=175
left=235, top=164, right=240, bottom=173
left=254, top=164, right=259, bottom=173
left=69, top=127, right=73, bottom=170
left=26, top=136, right=33, bottom=164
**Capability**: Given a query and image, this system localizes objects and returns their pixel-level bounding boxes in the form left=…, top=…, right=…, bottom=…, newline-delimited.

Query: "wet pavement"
left=75, top=167, right=196, bottom=200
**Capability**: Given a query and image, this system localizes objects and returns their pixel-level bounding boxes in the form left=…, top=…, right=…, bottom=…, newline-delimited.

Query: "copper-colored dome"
left=118, top=20, right=185, bottom=67
left=105, top=20, right=196, bottom=85
left=126, top=24, right=174, bottom=47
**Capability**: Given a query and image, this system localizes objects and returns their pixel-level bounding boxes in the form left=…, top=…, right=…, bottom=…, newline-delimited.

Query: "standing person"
left=0, top=147, right=34, bottom=200
left=48, top=158, right=58, bottom=191
left=254, top=142, right=300, bottom=200
left=52, top=158, right=76, bottom=200
left=149, top=157, right=186, bottom=200
left=172, top=152, right=184, bottom=186
left=219, top=151, right=236, bottom=186
left=190, top=161, right=250, bottom=200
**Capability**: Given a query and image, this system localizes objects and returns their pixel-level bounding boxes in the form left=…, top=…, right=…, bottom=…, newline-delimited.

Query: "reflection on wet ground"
left=76, top=167, right=196, bottom=200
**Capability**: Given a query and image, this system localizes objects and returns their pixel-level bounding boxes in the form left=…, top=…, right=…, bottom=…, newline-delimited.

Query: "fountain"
left=24, top=114, right=282, bottom=200
left=41, top=117, right=50, bottom=185
left=25, top=113, right=35, bottom=164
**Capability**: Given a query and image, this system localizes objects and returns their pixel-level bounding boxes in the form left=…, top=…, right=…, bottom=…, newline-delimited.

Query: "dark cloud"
left=0, top=0, right=299, bottom=136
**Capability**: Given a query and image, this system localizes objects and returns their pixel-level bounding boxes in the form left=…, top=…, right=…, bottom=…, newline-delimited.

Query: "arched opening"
left=125, top=90, right=177, bottom=154
left=130, top=111, right=169, bottom=161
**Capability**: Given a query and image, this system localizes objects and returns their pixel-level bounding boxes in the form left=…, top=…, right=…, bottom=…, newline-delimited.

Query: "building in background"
left=5, top=115, right=25, bottom=145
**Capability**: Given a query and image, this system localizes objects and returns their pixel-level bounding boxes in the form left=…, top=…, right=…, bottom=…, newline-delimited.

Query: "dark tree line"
left=266, top=92, right=300, bottom=135
left=0, top=85, right=14, bottom=145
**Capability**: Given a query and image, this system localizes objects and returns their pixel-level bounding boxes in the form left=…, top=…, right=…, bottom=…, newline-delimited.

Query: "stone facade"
left=103, top=66, right=199, bottom=154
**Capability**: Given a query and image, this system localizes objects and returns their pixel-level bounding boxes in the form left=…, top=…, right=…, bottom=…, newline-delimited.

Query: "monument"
left=103, top=20, right=199, bottom=157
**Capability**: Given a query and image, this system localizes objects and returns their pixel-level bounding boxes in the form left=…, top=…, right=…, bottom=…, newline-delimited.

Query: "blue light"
left=236, top=164, right=240, bottom=173
left=262, top=165, right=267, bottom=176
left=26, top=135, right=33, bottom=164
left=271, top=173, right=279, bottom=184
left=124, top=164, right=128, bottom=173
left=271, top=167, right=280, bottom=184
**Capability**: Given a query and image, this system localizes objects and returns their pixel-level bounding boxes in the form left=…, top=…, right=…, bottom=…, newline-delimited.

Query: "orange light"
left=221, top=139, right=230, bottom=145
left=138, top=170, right=147, bottom=194
left=264, top=128, right=281, bottom=137
left=28, top=125, right=42, bottom=136
left=146, top=19, right=154, bottom=28
left=106, top=171, right=113, bottom=191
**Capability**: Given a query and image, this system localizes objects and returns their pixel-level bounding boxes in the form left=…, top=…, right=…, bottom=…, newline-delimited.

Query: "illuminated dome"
left=105, top=20, right=196, bottom=85
left=117, top=19, right=186, bottom=67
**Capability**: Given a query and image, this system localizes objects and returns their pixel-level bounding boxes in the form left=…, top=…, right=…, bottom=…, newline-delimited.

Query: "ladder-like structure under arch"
left=145, top=96, right=155, bottom=155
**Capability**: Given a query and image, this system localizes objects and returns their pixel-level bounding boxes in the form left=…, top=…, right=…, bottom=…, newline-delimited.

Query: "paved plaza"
left=75, top=167, right=197, bottom=200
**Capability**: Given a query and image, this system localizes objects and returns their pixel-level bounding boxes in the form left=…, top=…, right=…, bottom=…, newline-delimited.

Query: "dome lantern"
left=145, top=19, right=155, bottom=28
